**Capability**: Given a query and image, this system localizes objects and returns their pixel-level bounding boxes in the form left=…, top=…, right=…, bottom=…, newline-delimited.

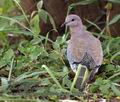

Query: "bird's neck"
left=70, top=26, right=84, bottom=37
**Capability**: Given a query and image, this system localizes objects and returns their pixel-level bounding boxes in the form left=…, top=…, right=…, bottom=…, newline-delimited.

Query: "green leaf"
left=2, top=0, right=14, bottom=13
left=13, top=0, right=29, bottom=23
left=40, top=78, right=51, bottom=86
left=0, top=33, right=8, bottom=46
left=37, top=0, right=43, bottom=11
left=3, top=49, right=14, bottom=60
left=29, top=46, right=44, bottom=60
left=109, top=14, right=120, bottom=25
left=38, top=9, right=48, bottom=23
left=111, top=84, right=120, bottom=96
left=104, top=64, right=115, bottom=72
left=38, top=9, right=56, bottom=30
left=18, top=40, right=47, bottom=60
left=15, top=71, right=46, bottom=83
left=0, top=49, right=14, bottom=68
left=30, top=37, right=42, bottom=45
left=110, top=51, right=120, bottom=62
left=70, top=0, right=97, bottom=7
left=48, top=14, right=56, bottom=30
left=30, top=14, right=40, bottom=37
left=53, top=43, right=60, bottom=51
left=90, top=85, right=99, bottom=93
left=107, top=0, right=120, bottom=3
left=62, top=67, right=71, bottom=88
left=0, top=15, right=32, bottom=32
left=35, top=87, right=46, bottom=95
left=49, top=51, right=60, bottom=60
left=1, top=77, right=9, bottom=92
left=0, top=60, right=7, bottom=68
left=99, top=81, right=111, bottom=95
left=0, top=8, right=3, bottom=15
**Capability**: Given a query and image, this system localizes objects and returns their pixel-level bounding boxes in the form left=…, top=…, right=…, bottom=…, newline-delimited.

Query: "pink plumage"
left=62, top=14, right=103, bottom=90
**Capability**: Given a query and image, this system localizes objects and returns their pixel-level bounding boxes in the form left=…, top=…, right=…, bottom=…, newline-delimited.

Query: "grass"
left=0, top=0, right=120, bottom=101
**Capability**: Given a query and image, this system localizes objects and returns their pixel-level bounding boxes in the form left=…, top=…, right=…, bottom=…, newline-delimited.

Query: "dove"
left=62, top=14, right=103, bottom=90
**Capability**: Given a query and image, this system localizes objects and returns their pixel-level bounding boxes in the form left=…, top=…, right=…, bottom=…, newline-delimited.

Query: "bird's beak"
left=61, top=22, right=67, bottom=27
left=61, top=21, right=71, bottom=27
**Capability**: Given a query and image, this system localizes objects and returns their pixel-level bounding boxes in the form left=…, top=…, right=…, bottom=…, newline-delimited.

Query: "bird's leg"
left=88, top=65, right=100, bottom=81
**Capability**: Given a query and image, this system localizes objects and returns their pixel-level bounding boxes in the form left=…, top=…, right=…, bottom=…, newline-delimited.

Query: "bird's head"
left=61, top=14, right=82, bottom=27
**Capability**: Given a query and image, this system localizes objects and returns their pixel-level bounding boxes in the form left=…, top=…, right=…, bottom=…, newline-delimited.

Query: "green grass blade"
left=13, top=0, right=29, bottom=24
left=110, top=51, right=120, bottom=63
left=81, top=66, right=89, bottom=87
left=70, top=64, right=82, bottom=92
left=85, top=19, right=102, bottom=31
left=8, top=57, right=14, bottom=81
left=0, top=15, right=32, bottom=33
left=42, top=65, right=63, bottom=89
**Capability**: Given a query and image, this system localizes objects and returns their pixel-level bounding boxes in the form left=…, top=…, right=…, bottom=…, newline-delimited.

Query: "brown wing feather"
left=88, top=38, right=103, bottom=66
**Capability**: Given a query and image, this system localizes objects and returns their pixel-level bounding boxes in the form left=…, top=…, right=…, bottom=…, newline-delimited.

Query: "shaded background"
left=20, top=0, right=120, bottom=39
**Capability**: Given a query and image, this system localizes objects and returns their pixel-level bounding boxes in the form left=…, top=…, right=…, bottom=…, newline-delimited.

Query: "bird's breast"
left=67, top=38, right=87, bottom=62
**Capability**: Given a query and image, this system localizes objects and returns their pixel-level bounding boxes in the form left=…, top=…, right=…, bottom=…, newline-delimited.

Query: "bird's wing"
left=67, top=37, right=99, bottom=70
left=77, top=52, right=96, bottom=69
left=86, top=38, right=103, bottom=81
left=67, top=38, right=87, bottom=71
left=88, top=38, right=103, bottom=67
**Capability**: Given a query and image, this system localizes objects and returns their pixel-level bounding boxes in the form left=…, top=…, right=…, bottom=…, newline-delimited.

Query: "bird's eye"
left=71, top=19, right=75, bottom=21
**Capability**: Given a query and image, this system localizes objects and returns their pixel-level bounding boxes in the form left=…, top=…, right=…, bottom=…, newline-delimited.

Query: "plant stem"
left=8, top=57, right=14, bottom=81
left=70, top=64, right=82, bottom=92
